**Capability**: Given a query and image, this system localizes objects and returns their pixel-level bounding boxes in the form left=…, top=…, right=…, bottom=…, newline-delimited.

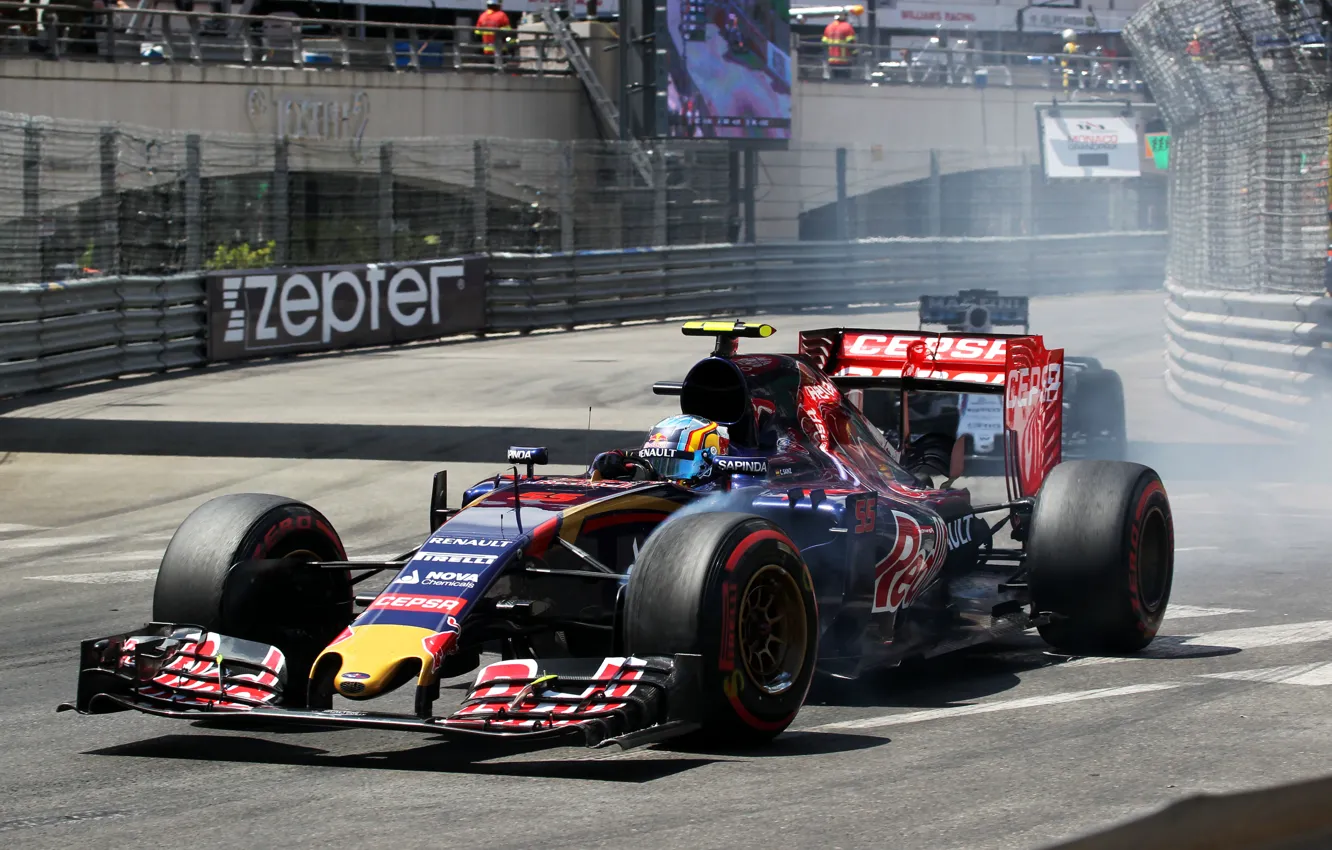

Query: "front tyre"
left=1029, top=461, right=1174, bottom=653
left=152, top=494, right=353, bottom=706
left=624, top=512, right=818, bottom=745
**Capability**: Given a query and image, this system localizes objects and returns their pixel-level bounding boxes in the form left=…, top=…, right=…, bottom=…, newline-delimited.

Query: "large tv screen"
left=663, top=0, right=792, bottom=141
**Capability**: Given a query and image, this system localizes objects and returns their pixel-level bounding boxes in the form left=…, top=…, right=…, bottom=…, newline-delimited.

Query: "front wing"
left=59, top=624, right=703, bottom=751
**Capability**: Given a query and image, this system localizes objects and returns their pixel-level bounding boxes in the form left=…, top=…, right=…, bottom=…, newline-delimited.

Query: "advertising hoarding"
left=1040, top=113, right=1141, bottom=178
left=664, top=0, right=792, bottom=141
left=207, top=257, right=487, bottom=362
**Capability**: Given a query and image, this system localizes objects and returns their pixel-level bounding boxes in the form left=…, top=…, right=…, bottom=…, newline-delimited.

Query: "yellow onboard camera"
left=681, top=320, right=777, bottom=356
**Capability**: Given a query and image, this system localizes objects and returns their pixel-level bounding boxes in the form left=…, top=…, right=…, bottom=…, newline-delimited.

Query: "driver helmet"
left=640, top=414, right=728, bottom=485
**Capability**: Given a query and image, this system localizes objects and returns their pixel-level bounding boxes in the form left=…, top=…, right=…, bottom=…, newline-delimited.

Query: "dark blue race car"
left=63, top=320, right=1175, bottom=750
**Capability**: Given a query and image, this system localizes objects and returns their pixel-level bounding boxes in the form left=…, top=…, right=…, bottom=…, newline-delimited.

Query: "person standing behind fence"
left=822, top=13, right=856, bottom=79
left=1060, top=28, right=1081, bottom=89
left=476, top=0, right=511, bottom=61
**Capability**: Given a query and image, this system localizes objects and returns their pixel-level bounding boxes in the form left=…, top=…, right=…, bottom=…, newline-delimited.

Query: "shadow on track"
left=85, top=734, right=719, bottom=782
left=657, top=730, right=889, bottom=759
left=805, top=629, right=1244, bottom=711
left=0, top=418, right=642, bottom=463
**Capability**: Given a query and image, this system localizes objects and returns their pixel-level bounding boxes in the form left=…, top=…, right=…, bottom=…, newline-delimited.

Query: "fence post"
left=835, top=147, right=848, bottom=241
left=473, top=139, right=489, bottom=251
left=559, top=141, right=575, bottom=253
left=742, top=148, right=757, bottom=244
left=1020, top=151, right=1035, bottom=236
left=652, top=145, right=668, bottom=246
left=272, top=139, right=290, bottom=266
left=97, top=127, right=121, bottom=276
left=378, top=141, right=395, bottom=261
left=927, top=149, right=942, bottom=237
left=184, top=133, right=202, bottom=271
left=727, top=149, right=741, bottom=243
left=19, top=121, right=41, bottom=284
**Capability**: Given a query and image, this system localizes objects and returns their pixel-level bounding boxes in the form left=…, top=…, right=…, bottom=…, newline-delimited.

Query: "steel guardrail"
left=0, top=233, right=1169, bottom=399
left=1162, top=278, right=1332, bottom=435
left=0, top=273, right=206, bottom=396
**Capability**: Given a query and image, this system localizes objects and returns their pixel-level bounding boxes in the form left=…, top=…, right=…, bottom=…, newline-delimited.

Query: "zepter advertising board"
left=664, top=0, right=792, bottom=142
left=206, top=256, right=487, bottom=362
left=1040, top=113, right=1141, bottom=178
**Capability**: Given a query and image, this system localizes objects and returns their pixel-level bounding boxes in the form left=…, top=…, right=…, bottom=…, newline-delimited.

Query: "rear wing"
left=919, top=291, right=1030, bottom=333
left=799, top=328, right=1063, bottom=497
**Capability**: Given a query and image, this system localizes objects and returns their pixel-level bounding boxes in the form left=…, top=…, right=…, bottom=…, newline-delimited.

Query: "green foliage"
left=78, top=239, right=95, bottom=269
left=204, top=240, right=276, bottom=271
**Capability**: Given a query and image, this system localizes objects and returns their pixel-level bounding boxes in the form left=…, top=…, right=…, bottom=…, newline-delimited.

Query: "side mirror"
left=429, top=470, right=448, bottom=533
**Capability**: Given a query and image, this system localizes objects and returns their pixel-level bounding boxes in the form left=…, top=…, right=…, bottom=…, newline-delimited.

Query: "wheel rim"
left=1137, top=507, right=1169, bottom=613
left=738, top=564, right=808, bottom=696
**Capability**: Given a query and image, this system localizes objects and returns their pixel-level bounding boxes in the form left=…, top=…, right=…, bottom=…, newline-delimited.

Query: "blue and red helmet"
left=640, top=414, right=729, bottom=485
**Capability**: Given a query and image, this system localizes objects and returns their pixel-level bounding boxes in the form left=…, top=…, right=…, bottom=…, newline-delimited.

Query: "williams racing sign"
left=206, top=256, right=487, bottom=362
left=1039, top=113, right=1141, bottom=179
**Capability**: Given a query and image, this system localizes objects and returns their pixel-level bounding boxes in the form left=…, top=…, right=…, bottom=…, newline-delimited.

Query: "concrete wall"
left=0, top=59, right=599, bottom=142
left=0, top=56, right=1148, bottom=239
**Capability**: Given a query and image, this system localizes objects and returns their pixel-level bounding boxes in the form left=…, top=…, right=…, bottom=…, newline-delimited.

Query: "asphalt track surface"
left=0, top=291, right=1329, bottom=849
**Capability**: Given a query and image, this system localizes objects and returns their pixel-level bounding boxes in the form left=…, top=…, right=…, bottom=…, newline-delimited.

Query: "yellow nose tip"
left=315, top=624, right=439, bottom=700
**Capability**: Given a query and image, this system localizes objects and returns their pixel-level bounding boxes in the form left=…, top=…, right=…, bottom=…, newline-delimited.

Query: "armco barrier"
left=0, top=274, right=206, bottom=397
left=0, top=233, right=1169, bottom=399
left=1163, top=278, right=1332, bottom=435
left=485, top=233, right=1171, bottom=332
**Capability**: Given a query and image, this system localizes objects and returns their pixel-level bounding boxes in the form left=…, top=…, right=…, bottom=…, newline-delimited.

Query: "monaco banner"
left=206, top=256, right=487, bottom=362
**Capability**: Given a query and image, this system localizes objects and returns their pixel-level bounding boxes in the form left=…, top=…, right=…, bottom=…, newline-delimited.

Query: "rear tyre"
left=1071, top=368, right=1127, bottom=460
left=152, top=494, right=353, bottom=707
left=1029, top=461, right=1174, bottom=654
left=624, top=512, right=818, bottom=746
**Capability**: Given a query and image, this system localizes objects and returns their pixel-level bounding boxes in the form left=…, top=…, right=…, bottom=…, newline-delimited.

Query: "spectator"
left=822, top=12, right=855, bottom=79
left=1059, top=27, right=1081, bottom=89
left=475, top=0, right=510, bottom=62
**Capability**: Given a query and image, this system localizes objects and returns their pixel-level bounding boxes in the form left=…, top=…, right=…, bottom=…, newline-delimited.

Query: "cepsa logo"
left=844, top=334, right=1007, bottom=361
left=368, top=594, right=465, bottom=613
left=839, top=334, right=1008, bottom=384
left=1007, top=363, right=1063, bottom=409
left=872, top=511, right=947, bottom=613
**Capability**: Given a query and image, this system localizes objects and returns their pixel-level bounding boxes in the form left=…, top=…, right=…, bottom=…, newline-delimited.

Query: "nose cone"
left=316, top=624, right=442, bottom=700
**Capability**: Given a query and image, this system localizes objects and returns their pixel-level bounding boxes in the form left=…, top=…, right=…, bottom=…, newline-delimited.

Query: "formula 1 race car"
left=861, top=290, right=1127, bottom=467
left=62, top=320, right=1174, bottom=750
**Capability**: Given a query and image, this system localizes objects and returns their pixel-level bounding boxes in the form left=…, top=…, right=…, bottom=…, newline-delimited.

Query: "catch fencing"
left=0, top=110, right=1166, bottom=286
left=0, top=232, right=1167, bottom=398
left=1125, top=0, right=1328, bottom=296
left=1125, top=0, right=1331, bottom=433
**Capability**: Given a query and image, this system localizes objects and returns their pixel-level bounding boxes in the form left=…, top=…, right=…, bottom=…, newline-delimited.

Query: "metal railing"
left=1163, top=279, right=1331, bottom=435
left=0, top=1, right=577, bottom=74
left=792, top=42, right=1145, bottom=92
left=0, top=272, right=204, bottom=395
left=0, top=232, right=1167, bottom=398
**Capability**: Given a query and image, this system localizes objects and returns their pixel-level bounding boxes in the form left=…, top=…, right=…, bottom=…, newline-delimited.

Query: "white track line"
left=812, top=683, right=1188, bottom=732
left=1200, top=662, right=1332, bottom=687
left=0, top=524, right=49, bottom=534
left=26, top=569, right=158, bottom=585
left=2, top=535, right=118, bottom=550
left=1061, top=619, right=1332, bottom=667
left=1165, top=605, right=1252, bottom=619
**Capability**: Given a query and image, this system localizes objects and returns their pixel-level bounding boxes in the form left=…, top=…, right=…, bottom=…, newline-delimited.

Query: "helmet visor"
left=637, top=447, right=709, bottom=482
